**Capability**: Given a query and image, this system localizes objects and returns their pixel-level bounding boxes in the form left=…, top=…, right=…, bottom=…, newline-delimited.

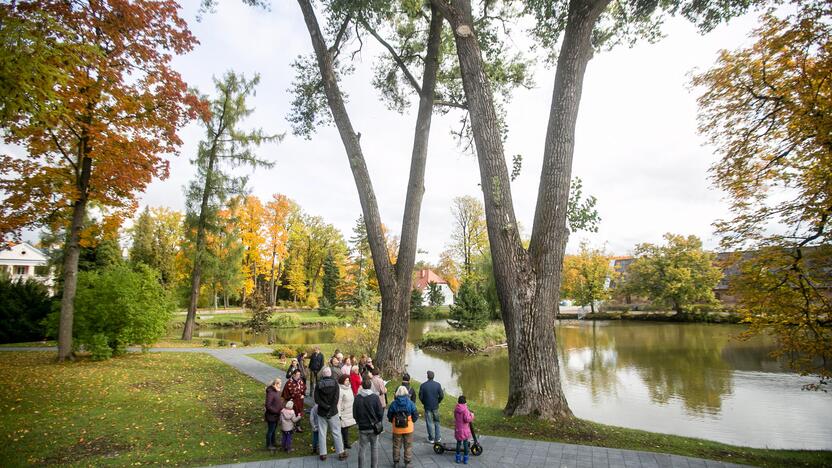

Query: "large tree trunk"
left=57, top=154, right=92, bottom=361
left=297, top=0, right=442, bottom=374
left=431, top=0, right=607, bottom=418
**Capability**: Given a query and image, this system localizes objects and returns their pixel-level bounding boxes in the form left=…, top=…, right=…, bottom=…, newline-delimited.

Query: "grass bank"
left=168, top=309, right=348, bottom=328
left=559, top=310, right=742, bottom=323
left=419, top=324, right=506, bottom=353
left=0, top=352, right=313, bottom=467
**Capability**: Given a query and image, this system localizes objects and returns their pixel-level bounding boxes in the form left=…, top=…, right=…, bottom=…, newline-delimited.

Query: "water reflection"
left=202, top=320, right=832, bottom=449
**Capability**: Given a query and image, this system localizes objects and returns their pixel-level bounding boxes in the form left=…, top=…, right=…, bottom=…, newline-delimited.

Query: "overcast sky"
left=132, top=1, right=767, bottom=263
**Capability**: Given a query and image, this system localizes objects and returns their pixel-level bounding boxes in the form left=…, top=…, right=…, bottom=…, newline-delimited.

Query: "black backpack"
left=394, top=410, right=409, bottom=428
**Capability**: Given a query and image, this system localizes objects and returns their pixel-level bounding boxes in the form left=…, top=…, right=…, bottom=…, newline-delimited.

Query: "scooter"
left=432, top=422, right=483, bottom=456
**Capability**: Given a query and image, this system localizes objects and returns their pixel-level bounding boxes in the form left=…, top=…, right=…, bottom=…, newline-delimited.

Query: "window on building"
left=14, top=265, right=28, bottom=275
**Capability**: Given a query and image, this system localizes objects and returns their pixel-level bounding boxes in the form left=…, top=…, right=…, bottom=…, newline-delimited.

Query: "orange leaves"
left=0, top=0, right=200, bottom=240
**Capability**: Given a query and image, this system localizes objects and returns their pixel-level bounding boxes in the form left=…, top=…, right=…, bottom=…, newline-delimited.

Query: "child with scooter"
left=454, top=395, right=474, bottom=464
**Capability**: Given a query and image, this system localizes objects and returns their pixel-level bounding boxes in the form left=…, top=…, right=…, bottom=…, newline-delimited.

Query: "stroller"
left=432, top=422, right=483, bottom=456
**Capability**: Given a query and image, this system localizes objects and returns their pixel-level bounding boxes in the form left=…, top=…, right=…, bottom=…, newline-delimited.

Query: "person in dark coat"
left=353, top=377, right=383, bottom=468
left=264, top=378, right=284, bottom=450
left=309, top=346, right=324, bottom=392
left=418, top=370, right=444, bottom=443
left=296, top=350, right=308, bottom=386
left=314, top=367, right=346, bottom=461
left=401, top=373, right=416, bottom=403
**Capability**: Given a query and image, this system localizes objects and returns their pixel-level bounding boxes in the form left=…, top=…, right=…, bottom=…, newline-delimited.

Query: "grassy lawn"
left=249, top=352, right=831, bottom=467
left=420, top=324, right=506, bottom=352
left=0, top=341, right=56, bottom=347
left=0, top=352, right=314, bottom=467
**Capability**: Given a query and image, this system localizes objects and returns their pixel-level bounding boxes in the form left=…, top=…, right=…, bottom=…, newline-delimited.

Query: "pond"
left=198, top=320, right=832, bottom=450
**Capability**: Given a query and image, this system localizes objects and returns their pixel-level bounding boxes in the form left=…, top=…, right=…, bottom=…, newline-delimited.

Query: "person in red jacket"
left=282, top=369, right=306, bottom=432
left=349, top=365, right=362, bottom=395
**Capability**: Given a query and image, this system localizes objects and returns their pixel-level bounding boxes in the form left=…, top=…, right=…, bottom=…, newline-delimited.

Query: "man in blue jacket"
left=418, top=370, right=444, bottom=443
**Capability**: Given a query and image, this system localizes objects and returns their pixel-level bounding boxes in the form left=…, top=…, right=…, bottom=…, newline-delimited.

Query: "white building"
left=0, top=242, right=52, bottom=289
left=413, top=268, right=455, bottom=306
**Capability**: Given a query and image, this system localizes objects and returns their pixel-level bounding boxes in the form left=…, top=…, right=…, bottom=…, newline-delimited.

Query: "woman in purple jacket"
left=264, top=378, right=284, bottom=450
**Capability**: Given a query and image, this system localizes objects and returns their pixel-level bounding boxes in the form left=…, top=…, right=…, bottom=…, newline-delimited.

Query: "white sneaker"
left=427, top=438, right=434, bottom=444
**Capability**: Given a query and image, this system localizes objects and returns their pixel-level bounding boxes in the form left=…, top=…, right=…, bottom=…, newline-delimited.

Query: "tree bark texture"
left=297, top=0, right=442, bottom=374
left=431, top=0, right=608, bottom=419
left=57, top=152, right=92, bottom=361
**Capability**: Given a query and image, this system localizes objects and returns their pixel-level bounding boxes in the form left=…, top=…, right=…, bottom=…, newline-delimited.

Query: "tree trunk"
left=182, top=136, right=220, bottom=340
left=296, top=0, right=443, bottom=374
left=431, top=0, right=608, bottom=419
left=56, top=153, right=92, bottom=361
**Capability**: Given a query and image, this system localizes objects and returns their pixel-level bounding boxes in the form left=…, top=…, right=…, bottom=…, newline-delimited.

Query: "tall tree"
left=624, top=234, right=722, bottom=314
left=237, top=194, right=267, bottom=303
left=427, top=0, right=765, bottom=417
left=449, top=195, right=488, bottom=277
left=129, top=207, right=184, bottom=289
left=320, top=250, right=340, bottom=313
left=264, top=194, right=293, bottom=306
left=291, top=0, right=529, bottom=373
left=182, top=72, right=278, bottom=340
left=0, top=0, right=200, bottom=360
left=692, top=0, right=831, bottom=385
left=561, top=243, right=613, bottom=313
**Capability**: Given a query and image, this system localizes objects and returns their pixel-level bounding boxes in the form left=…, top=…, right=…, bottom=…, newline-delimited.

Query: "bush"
left=410, top=289, right=425, bottom=318
left=272, top=345, right=299, bottom=359
left=218, top=339, right=228, bottom=347
left=448, top=281, right=489, bottom=330
left=272, top=313, right=300, bottom=328
left=87, top=333, right=112, bottom=361
left=46, top=264, right=173, bottom=359
left=318, top=296, right=334, bottom=316
left=202, top=339, right=211, bottom=347
left=0, top=276, right=53, bottom=343
left=333, top=308, right=380, bottom=356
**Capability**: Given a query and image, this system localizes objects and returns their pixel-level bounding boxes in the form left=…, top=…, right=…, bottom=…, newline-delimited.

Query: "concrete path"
left=0, top=347, right=748, bottom=468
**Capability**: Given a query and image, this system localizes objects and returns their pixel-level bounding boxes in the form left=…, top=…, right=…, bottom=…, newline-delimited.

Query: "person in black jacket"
left=314, top=367, right=346, bottom=461
left=401, top=373, right=416, bottom=403
left=308, top=346, right=324, bottom=394
left=353, top=377, right=383, bottom=468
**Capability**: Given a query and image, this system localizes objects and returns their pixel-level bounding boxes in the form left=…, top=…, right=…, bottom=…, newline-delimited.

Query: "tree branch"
left=358, top=16, right=423, bottom=96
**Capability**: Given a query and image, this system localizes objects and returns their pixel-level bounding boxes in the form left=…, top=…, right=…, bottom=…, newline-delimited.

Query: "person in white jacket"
left=338, top=374, right=357, bottom=449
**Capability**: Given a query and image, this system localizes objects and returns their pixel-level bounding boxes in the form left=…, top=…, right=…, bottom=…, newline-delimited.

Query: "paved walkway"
left=0, top=347, right=748, bottom=468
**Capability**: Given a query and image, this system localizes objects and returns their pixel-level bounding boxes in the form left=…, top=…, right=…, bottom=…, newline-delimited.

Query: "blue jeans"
left=266, top=421, right=277, bottom=448
left=425, top=409, right=441, bottom=441
left=455, top=439, right=470, bottom=456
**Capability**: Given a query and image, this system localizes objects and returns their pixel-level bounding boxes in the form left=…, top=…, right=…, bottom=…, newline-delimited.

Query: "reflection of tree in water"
left=557, top=322, right=621, bottom=403
left=608, top=323, right=734, bottom=415
left=418, top=347, right=511, bottom=407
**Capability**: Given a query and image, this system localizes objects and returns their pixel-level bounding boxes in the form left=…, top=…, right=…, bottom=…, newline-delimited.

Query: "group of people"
left=264, top=348, right=476, bottom=467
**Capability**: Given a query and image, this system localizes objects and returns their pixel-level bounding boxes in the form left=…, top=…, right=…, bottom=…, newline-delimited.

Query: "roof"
left=413, top=269, right=448, bottom=290
left=0, top=242, right=49, bottom=263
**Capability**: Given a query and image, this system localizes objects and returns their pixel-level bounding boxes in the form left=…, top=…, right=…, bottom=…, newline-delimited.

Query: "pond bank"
left=558, top=310, right=743, bottom=323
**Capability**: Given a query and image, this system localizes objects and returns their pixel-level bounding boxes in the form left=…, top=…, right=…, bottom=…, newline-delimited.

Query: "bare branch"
left=358, top=15, right=422, bottom=96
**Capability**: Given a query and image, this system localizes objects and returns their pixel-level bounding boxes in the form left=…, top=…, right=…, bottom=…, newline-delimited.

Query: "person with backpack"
left=353, top=377, right=383, bottom=468
left=279, top=400, right=302, bottom=452
left=453, top=395, right=475, bottom=464
left=314, top=367, right=346, bottom=461
left=387, top=386, right=419, bottom=468
left=418, top=370, right=444, bottom=443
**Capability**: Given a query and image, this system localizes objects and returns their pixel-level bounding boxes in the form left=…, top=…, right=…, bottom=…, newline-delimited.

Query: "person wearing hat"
left=387, top=385, right=419, bottom=468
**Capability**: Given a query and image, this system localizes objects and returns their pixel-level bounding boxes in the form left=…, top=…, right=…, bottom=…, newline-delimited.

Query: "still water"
left=200, top=320, right=832, bottom=450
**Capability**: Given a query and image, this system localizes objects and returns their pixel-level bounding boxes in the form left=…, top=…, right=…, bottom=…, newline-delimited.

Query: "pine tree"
left=449, top=281, right=489, bottom=330
left=320, top=251, right=339, bottom=315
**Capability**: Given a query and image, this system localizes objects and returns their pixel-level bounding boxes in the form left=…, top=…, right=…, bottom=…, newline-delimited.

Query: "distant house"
left=0, top=242, right=52, bottom=290
left=413, top=268, right=454, bottom=306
